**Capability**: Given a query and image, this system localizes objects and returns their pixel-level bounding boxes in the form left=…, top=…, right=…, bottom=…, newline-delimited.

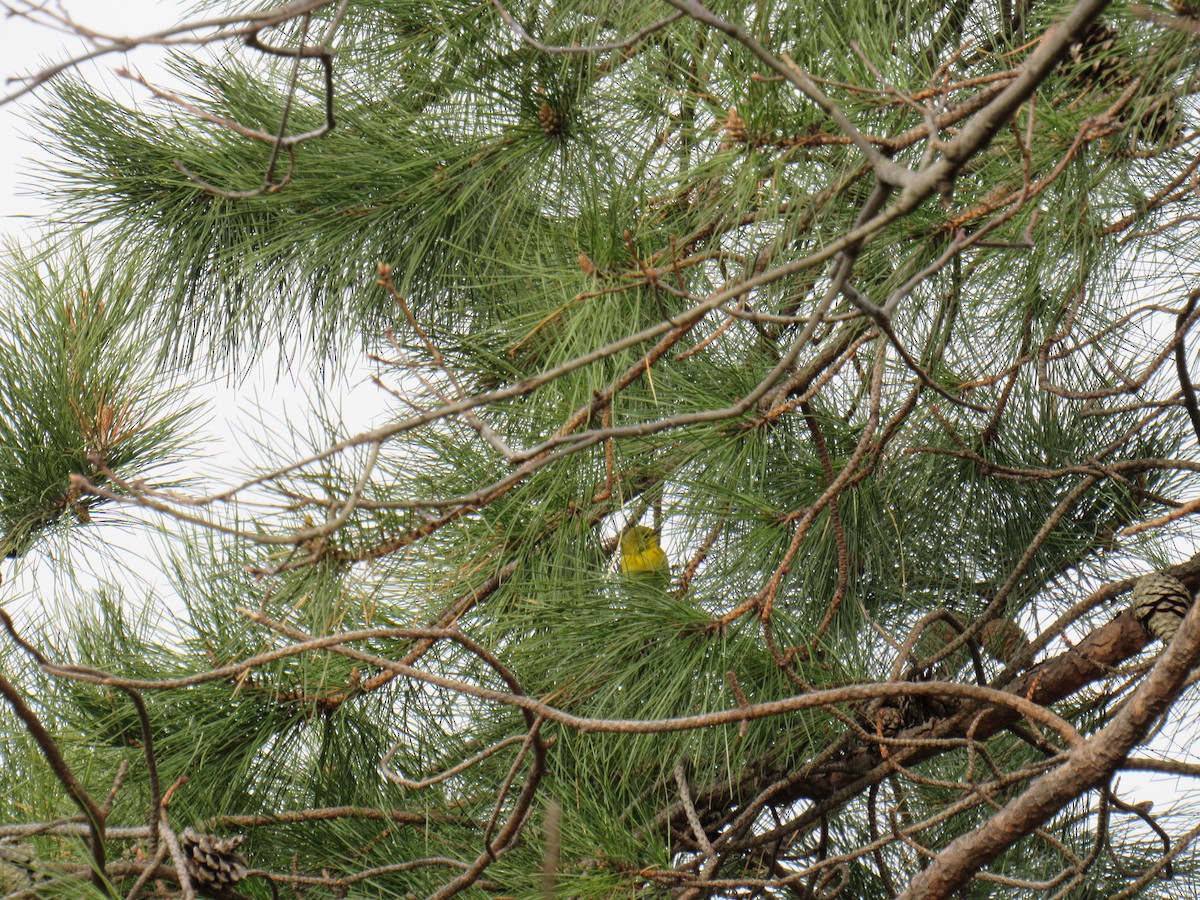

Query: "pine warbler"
left=619, top=525, right=670, bottom=582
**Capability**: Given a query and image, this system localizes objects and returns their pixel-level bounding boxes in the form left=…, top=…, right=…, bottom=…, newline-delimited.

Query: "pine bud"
left=538, top=100, right=562, bottom=137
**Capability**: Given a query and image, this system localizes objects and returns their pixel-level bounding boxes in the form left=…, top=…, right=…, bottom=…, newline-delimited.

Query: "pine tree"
left=3, top=0, right=1200, bottom=896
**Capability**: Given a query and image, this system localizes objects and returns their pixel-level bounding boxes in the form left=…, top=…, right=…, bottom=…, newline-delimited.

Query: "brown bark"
left=899, top=590, right=1200, bottom=897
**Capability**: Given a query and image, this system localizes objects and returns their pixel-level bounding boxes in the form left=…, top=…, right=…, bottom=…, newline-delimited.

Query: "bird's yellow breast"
left=620, top=526, right=670, bottom=577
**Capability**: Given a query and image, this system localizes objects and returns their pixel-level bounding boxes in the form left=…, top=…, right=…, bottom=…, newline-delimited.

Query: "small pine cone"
left=926, top=620, right=959, bottom=649
left=722, top=107, right=748, bottom=147
left=875, top=704, right=905, bottom=737
left=1066, top=21, right=1122, bottom=90
left=1131, top=572, right=1192, bottom=644
left=980, top=618, right=1031, bottom=665
left=181, top=829, right=248, bottom=893
left=911, top=619, right=967, bottom=677
left=1133, top=98, right=1183, bottom=147
left=537, top=100, right=562, bottom=137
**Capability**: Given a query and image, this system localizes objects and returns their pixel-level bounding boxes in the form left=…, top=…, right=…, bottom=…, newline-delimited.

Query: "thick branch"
left=900, top=590, right=1200, bottom=897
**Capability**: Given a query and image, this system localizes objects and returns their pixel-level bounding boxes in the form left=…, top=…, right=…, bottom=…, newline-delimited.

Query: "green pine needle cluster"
left=0, top=252, right=196, bottom=557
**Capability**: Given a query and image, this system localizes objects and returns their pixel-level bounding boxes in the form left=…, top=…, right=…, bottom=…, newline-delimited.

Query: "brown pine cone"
left=180, top=828, right=248, bottom=894
left=1131, top=572, right=1192, bottom=644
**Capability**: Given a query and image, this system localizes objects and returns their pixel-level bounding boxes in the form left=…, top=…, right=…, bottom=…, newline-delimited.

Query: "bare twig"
left=1, top=0, right=338, bottom=106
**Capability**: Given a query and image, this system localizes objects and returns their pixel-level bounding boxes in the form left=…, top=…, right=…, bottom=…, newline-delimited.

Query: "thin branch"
left=1174, top=289, right=1200, bottom=448
left=1, top=0, right=338, bottom=106
left=0, top=671, right=106, bottom=884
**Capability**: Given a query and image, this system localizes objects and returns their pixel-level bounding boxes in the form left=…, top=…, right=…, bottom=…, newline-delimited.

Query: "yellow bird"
left=619, top=525, right=670, bottom=582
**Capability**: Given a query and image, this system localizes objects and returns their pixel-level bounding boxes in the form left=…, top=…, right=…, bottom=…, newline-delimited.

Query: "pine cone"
left=980, top=617, right=1032, bottom=665
left=875, top=704, right=906, bottom=736
left=1065, top=21, right=1123, bottom=92
left=180, top=829, right=248, bottom=894
left=1131, top=572, right=1192, bottom=644
left=722, top=107, right=748, bottom=147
